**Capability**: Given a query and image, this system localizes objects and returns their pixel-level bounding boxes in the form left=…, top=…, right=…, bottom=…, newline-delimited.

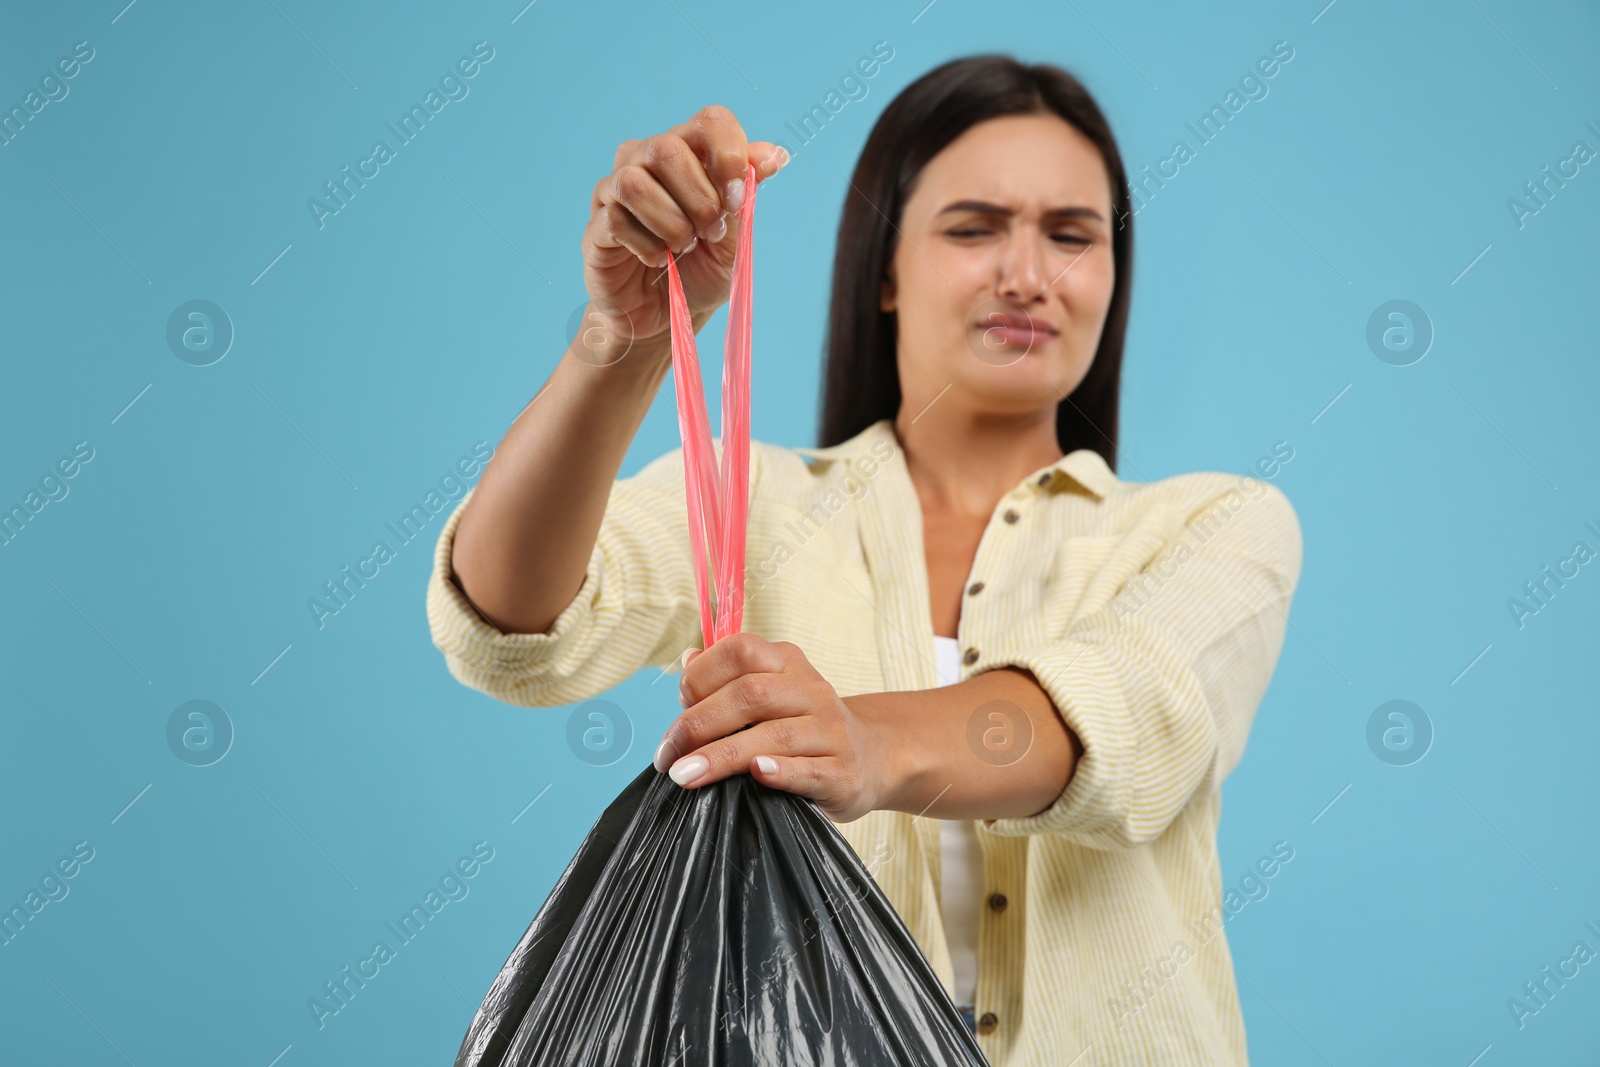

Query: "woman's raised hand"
left=581, top=106, right=788, bottom=357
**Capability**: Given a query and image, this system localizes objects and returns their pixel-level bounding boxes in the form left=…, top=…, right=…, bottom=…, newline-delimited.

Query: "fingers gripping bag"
left=451, top=162, right=989, bottom=1067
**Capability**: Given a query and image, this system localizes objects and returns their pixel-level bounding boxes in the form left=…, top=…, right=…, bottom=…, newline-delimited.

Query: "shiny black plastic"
left=453, top=761, right=990, bottom=1066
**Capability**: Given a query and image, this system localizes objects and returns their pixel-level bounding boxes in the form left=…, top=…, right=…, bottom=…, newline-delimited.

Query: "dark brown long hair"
left=816, top=55, right=1132, bottom=471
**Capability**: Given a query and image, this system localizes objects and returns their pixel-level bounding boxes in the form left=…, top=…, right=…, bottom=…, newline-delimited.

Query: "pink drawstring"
left=664, top=160, right=757, bottom=647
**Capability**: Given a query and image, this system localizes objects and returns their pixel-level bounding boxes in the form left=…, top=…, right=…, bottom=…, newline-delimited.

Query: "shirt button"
left=962, top=647, right=979, bottom=666
left=987, top=892, right=1008, bottom=912
left=966, top=581, right=985, bottom=596
left=1002, top=508, right=1020, bottom=524
left=977, top=1011, right=999, bottom=1035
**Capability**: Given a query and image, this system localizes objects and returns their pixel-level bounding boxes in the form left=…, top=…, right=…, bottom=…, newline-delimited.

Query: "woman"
left=428, top=55, right=1302, bottom=1066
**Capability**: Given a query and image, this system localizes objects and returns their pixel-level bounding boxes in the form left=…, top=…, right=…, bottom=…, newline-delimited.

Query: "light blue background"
left=2, top=0, right=1597, bottom=1064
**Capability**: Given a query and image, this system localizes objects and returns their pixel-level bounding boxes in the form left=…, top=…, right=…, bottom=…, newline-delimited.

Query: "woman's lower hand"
left=654, top=632, right=893, bottom=823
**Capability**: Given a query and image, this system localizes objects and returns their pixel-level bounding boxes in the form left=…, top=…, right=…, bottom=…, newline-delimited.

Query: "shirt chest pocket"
left=1042, top=503, right=1190, bottom=629
left=744, top=506, right=880, bottom=696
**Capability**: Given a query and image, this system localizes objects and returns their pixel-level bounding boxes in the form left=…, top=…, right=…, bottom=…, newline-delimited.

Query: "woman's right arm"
left=444, top=107, right=786, bottom=639
left=448, top=323, right=685, bottom=636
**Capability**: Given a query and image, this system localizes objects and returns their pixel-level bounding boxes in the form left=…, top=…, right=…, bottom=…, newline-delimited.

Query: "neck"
left=891, top=406, right=1063, bottom=518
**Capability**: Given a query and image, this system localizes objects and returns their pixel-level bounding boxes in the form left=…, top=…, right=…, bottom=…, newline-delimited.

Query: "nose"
left=997, top=228, right=1048, bottom=305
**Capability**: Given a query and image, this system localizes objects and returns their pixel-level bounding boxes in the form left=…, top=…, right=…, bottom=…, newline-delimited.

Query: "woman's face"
left=881, top=112, right=1116, bottom=423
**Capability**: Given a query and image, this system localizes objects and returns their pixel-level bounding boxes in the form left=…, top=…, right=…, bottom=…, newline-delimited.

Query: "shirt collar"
left=793, top=418, right=1117, bottom=500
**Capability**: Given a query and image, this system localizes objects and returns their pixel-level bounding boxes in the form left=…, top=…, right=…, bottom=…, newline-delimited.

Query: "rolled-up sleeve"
left=978, top=478, right=1303, bottom=848
left=426, top=443, right=729, bottom=708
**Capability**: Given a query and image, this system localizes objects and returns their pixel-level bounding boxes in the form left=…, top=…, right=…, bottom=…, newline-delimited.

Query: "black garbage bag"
left=452, top=761, right=990, bottom=1066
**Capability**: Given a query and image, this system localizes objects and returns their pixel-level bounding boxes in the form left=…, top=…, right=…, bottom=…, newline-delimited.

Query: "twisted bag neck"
left=663, top=160, right=757, bottom=647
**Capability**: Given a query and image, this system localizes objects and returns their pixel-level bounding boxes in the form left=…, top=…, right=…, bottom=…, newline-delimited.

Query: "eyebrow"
left=936, top=199, right=1104, bottom=222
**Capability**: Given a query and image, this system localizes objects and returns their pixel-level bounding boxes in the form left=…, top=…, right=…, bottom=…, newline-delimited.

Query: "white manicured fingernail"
left=706, top=215, right=728, bottom=244
left=669, top=755, right=708, bottom=786
left=726, top=178, right=745, bottom=214
left=755, top=756, right=778, bottom=775
left=654, top=738, right=675, bottom=773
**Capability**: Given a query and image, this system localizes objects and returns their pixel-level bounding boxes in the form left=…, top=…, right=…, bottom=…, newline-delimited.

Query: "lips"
left=976, top=311, right=1058, bottom=346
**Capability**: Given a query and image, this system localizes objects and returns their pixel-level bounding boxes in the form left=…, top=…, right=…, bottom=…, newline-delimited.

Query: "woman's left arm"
left=657, top=479, right=1302, bottom=830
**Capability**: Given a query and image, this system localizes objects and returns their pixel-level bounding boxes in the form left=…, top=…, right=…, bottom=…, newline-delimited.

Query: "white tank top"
left=933, top=634, right=981, bottom=1008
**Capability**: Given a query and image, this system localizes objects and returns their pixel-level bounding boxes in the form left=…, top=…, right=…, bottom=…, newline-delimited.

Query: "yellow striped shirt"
left=426, top=416, right=1302, bottom=1065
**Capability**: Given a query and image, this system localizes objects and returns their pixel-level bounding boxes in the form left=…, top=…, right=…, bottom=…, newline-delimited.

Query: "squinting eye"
left=1053, top=234, right=1091, bottom=245
left=948, top=227, right=990, bottom=237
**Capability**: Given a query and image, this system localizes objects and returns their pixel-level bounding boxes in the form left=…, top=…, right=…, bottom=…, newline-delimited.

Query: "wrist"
left=571, top=303, right=717, bottom=372
left=847, top=692, right=928, bottom=816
